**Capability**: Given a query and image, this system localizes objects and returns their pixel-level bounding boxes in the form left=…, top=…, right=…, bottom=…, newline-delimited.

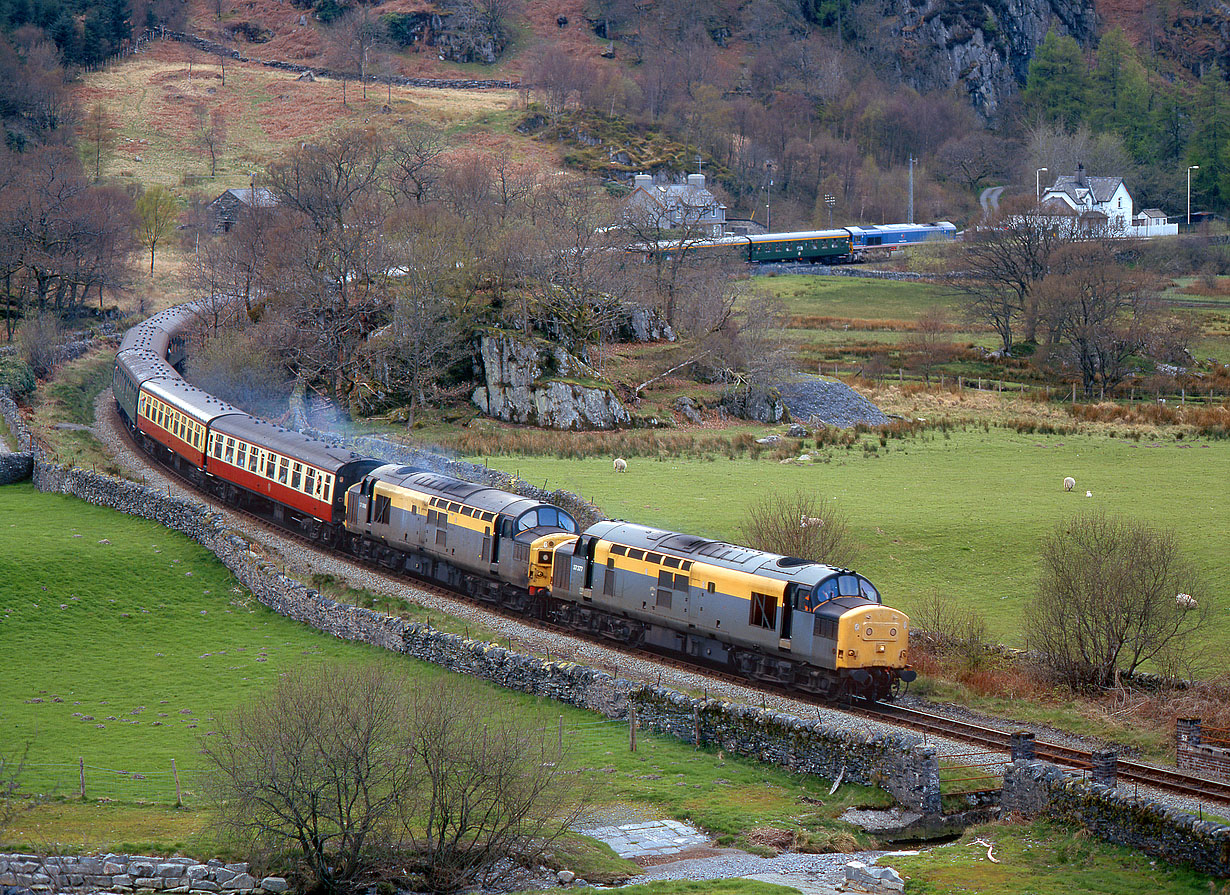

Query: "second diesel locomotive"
left=113, top=305, right=916, bottom=701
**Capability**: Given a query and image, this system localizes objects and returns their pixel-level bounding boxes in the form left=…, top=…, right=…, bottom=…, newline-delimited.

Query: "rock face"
left=874, top=0, right=1097, bottom=118
left=472, top=334, right=630, bottom=430
left=775, top=377, right=890, bottom=428
left=719, top=385, right=785, bottom=423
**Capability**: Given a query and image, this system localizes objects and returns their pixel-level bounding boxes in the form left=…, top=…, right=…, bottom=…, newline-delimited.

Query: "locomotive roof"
left=373, top=468, right=556, bottom=517
left=584, top=520, right=845, bottom=583
left=142, top=378, right=245, bottom=424
left=211, top=414, right=365, bottom=469
left=116, top=348, right=178, bottom=385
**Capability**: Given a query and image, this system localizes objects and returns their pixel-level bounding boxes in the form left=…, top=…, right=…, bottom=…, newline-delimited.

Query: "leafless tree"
left=194, top=105, right=227, bottom=177
left=906, top=305, right=952, bottom=384
left=0, top=741, right=32, bottom=836
left=18, top=310, right=64, bottom=378
left=201, top=664, right=413, bottom=894
left=949, top=198, right=1068, bottom=353
left=1026, top=512, right=1208, bottom=690
left=700, top=285, right=792, bottom=387
left=1035, top=242, right=1155, bottom=396
left=201, top=664, right=585, bottom=895
left=738, top=491, right=862, bottom=568
left=79, top=102, right=116, bottom=182
left=396, top=679, right=587, bottom=894
left=328, top=6, right=386, bottom=104
left=386, top=122, right=444, bottom=207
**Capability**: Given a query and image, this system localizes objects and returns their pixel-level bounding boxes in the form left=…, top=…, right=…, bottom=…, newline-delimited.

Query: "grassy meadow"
left=0, top=482, right=891, bottom=864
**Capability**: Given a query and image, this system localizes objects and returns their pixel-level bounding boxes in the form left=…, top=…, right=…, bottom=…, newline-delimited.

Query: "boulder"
left=557, top=869, right=576, bottom=884
left=619, top=305, right=675, bottom=343
left=720, top=385, right=785, bottom=423
left=673, top=396, right=703, bottom=425
left=786, top=423, right=807, bottom=438
left=260, top=877, right=289, bottom=893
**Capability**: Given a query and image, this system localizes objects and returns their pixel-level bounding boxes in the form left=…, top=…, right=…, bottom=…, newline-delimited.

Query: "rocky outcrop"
left=875, top=0, right=1098, bottom=118
left=471, top=333, right=630, bottom=430
left=718, top=384, right=785, bottom=423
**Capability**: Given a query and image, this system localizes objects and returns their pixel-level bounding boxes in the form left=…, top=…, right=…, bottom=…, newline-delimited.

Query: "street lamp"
left=1036, top=167, right=1048, bottom=202
left=825, top=194, right=836, bottom=228
left=765, top=178, right=773, bottom=232
left=1188, top=165, right=1199, bottom=226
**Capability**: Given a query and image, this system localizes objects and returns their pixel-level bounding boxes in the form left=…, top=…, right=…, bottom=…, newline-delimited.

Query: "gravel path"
left=86, top=389, right=1230, bottom=853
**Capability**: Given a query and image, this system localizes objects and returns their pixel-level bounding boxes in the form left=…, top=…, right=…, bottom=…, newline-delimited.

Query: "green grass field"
left=480, top=426, right=1230, bottom=656
left=762, top=275, right=955, bottom=320
left=0, top=482, right=889, bottom=863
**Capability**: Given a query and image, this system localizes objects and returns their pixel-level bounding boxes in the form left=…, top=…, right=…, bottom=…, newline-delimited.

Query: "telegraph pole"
left=908, top=155, right=916, bottom=224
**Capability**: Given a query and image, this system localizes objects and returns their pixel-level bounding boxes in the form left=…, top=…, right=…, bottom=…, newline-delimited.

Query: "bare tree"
left=327, top=6, right=385, bottom=104
left=949, top=199, right=1068, bottom=353
left=19, top=311, right=65, bottom=378
left=1026, top=512, right=1208, bottom=690
left=906, top=305, right=952, bottom=383
left=201, top=664, right=412, bottom=894
left=386, top=122, right=444, bottom=207
left=79, top=102, right=116, bottom=182
left=738, top=491, right=861, bottom=568
left=194, top=105, right=227, bottom=177
left=1036, top=242, right=1155, bottom=396
left=398, top=680, right=587, bottom=894
left=0, top=741, right=32, bottom=837
left=201, top=665, right=585, bottom=895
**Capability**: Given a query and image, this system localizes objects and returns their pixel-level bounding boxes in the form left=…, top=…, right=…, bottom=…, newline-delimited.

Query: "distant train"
left=112, top=305, right=917, bottom=702
left=645, top=222, right=957, bottom=265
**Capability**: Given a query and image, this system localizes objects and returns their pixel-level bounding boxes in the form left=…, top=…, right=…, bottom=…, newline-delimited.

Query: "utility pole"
left=908, top=155, right=916, bottom=224
left=825, top=193, right=835, bottom=228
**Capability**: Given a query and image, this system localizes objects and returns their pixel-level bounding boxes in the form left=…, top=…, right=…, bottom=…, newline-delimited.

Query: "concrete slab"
left=578, top=818, right=711, bottom=858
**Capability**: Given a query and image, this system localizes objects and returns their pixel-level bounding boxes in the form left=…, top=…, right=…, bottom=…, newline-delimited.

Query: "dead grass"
left=77, top=40, right=519, bottom=188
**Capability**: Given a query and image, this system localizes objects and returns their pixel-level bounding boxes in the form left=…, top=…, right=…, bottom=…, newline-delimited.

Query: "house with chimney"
left=1038, top=165, right=1176, bottom=238
left=626, top=173, right=726, bottom=236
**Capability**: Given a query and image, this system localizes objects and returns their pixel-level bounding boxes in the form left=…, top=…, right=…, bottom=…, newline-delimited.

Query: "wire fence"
left=14, top=717, right=667, bottom=808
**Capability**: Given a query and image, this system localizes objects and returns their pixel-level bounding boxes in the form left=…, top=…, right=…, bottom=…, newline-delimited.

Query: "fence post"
left=694, top=706, right=701, bottom=749
left=79, top=757, right=86, bottom=799
left=172, top=759, right=182, bottom=808
left=558, top=716, right=563, bottom=758
left=629, top=706, right=637, bottom=753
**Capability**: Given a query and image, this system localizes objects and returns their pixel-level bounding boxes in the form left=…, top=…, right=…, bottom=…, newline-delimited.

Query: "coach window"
left=305, top=467, right=316, bottom=496
left=213, top=434, right=224, bottom=460
left=236, top=442, right=247, bottom=469
left=278, top=457, right=289, bottom=485
left=224, top=437, right=235, bottom=464
left=266, top=453, right=277, bottom=479
left=248, top=448, right=260, bottom=473
left=322, top=476, right=333, bottom=503
left=291, top=462, right=302, bottom=490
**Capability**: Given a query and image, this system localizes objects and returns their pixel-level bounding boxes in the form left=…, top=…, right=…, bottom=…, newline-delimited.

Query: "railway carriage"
left=136, top=379, right=243, bottom=469
left=206, top=414, right=381, bottom=536
left=112, top=349, right=177, bottom=426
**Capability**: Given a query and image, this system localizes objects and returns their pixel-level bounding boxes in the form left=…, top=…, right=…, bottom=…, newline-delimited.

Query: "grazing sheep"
left=1086, top=490, right=1092, bottom=498
left=1176, top=593, right=1198, bottom=610
left=613, top=457, right=627, bottom=473
left=799, top=515, right=824, bottom=528
left=1063, top=476, right=1076, bottom=492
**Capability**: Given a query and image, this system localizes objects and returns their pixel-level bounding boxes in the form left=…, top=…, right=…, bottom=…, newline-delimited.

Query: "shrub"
left=0, top=358, right=35, bottom=398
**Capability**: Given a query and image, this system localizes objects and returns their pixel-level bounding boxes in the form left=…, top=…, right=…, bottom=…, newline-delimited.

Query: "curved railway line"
left=106, top=402, right=1230, bottom=809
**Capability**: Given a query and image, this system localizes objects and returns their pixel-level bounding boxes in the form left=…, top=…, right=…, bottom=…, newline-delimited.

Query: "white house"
left=626, top=172, right=726, bottom=236
left=1038, top=165, right=1177, bottom=238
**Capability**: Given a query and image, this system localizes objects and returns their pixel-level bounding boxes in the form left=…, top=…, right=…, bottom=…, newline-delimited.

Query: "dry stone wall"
left=1002, top=760, right=1230, bottom=877
left=0, top=853, right=286, bottom=894
left=0, top=387, right=33, bottom=483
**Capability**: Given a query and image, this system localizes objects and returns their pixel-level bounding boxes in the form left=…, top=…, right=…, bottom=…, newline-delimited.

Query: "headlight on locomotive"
left=835, top=606, right=910, bottom=670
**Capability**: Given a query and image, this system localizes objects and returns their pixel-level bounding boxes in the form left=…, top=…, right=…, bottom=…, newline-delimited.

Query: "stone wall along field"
left=0, top=853, right=287, bottom=894
left=0, top=387, right=34, bottom=482
left=1002, top=760, right=1230, bottom=878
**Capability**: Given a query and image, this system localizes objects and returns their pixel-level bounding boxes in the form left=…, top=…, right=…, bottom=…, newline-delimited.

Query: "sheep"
left=1176, top=593, right=1198, bottom=610
left=800, top=515, right=824, bottom=528
left=1063, top=476, right=1076, bottom=492
left=613, top=457, right=627, bottom=473
left=1086, top=490, right=1092, bottom=498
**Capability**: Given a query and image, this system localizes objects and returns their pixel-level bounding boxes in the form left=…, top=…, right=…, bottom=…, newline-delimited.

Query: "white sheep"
left=800, top=515, right=823, bottom=528
left=613, top=457, right=627, bottom=473
left=1176, top=593, right=1198, bottom=610
left=1086, top=490, right=1092, bottom=498
left=1063, top=477, right=1076, bottom=492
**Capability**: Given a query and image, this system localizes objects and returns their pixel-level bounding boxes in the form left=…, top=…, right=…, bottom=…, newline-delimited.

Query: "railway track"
left=112, top=409, right=1230, bottom=808
left=862, top=703, right=1230, bottom=804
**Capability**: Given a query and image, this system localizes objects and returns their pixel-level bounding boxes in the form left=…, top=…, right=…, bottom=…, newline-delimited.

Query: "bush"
left=0, top=358, right=35, bottom=398
left=737, top=491, right=861, bottom=568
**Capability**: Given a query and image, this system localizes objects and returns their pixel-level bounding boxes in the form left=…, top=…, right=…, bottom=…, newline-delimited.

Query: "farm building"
left=207, top=187, right=277, bottom=233
left=1038, top=166, right=1177, bottom=237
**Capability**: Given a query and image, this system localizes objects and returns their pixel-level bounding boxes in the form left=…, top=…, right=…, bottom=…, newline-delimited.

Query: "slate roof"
left=1048, top=174, right=1123, bottom=205
left=218, top=187, right=277, bottom=208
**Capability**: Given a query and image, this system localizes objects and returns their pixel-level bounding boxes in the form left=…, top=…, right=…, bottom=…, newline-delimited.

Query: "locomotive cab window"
left=859, top=577, right=880, bottom=603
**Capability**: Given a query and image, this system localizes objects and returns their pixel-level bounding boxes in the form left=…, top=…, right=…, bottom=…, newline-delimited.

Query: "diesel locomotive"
left=113, top=305, right=916, bottom=701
